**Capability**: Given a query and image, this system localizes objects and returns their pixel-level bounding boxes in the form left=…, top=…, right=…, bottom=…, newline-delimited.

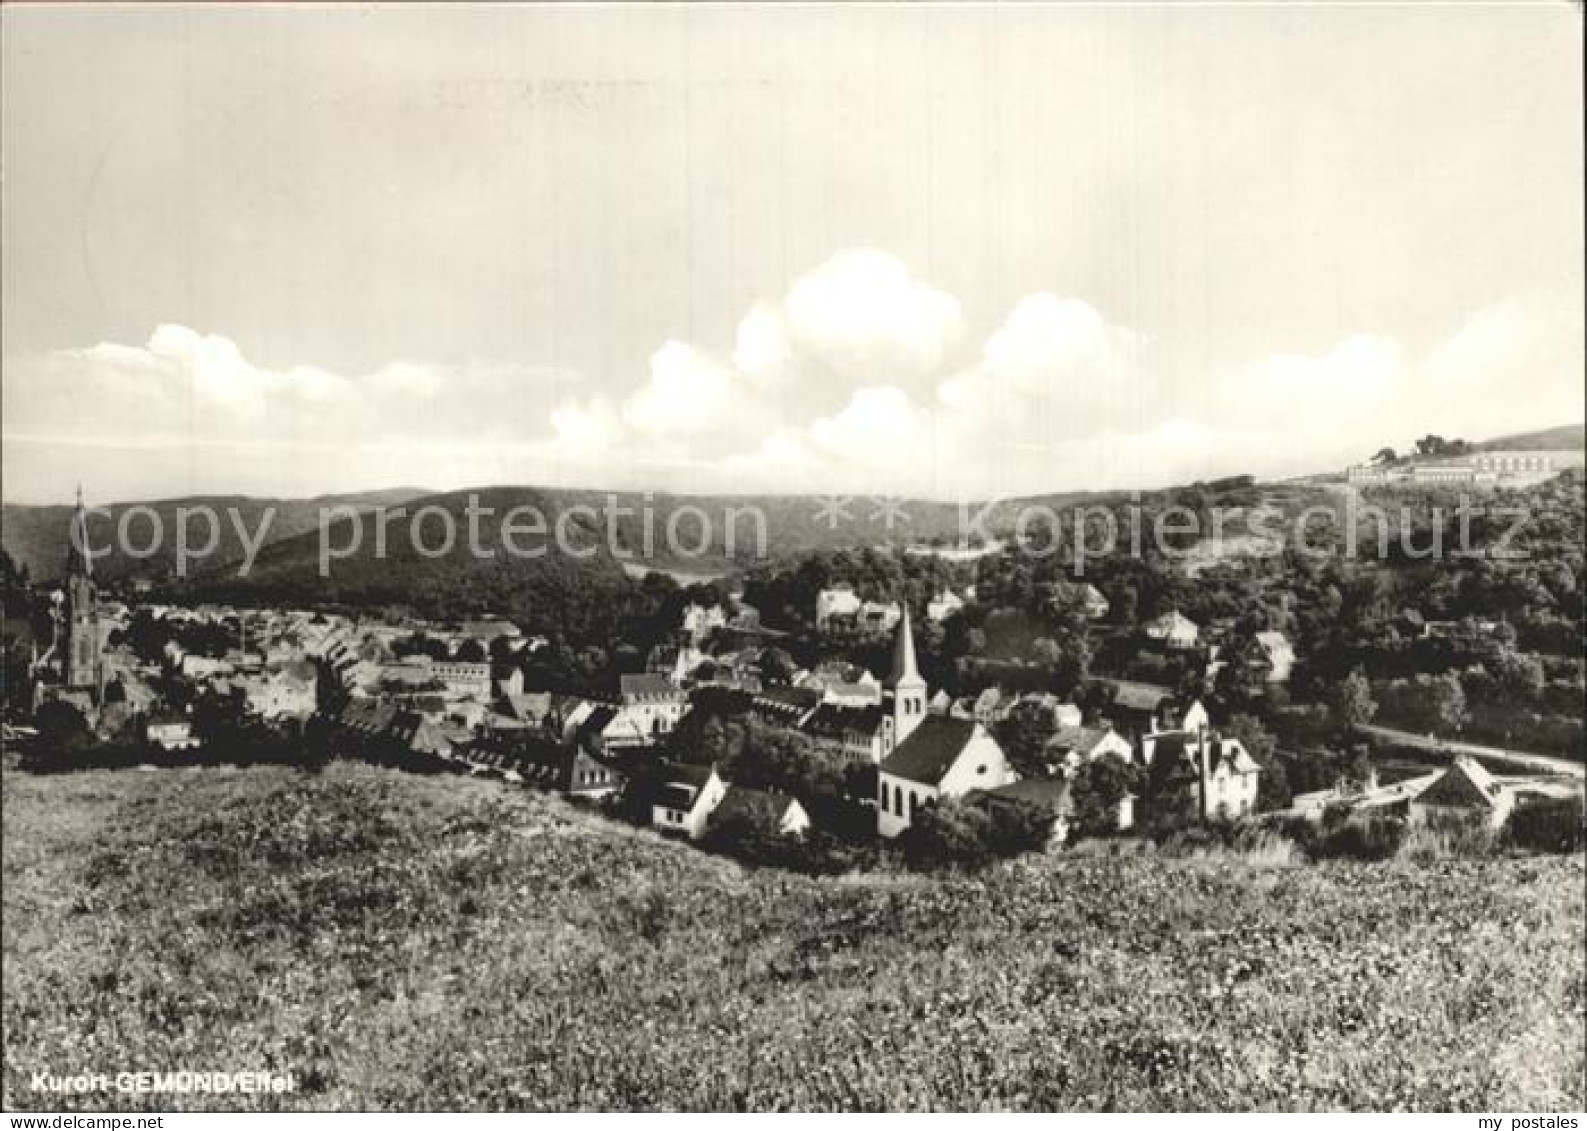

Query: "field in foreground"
left=3, top=763, right=1583, bottom=1112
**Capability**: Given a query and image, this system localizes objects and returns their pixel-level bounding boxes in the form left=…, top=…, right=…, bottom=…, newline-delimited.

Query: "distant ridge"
left=1473, top=423, right=1584, bottom=452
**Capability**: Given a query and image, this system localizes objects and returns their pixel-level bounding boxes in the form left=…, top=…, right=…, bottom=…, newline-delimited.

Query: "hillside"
left=4, top=763, right=1581, bottom=1112
left=1474, top=423, right=1585, bottom=452
left=0, top=487, right=430, bottom=583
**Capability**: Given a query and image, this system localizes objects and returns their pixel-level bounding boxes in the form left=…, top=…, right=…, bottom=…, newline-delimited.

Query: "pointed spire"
left=885, top=606, right=923, bottom=689
left=66, top=484, right=92, bottom=578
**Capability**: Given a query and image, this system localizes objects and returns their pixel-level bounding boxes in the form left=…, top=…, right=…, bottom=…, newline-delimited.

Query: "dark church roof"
left=880, top=716, right=981, bottom=785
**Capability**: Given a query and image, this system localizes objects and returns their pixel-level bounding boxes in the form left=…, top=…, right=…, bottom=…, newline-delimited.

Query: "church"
left=875, top=608, right=1015, bottom=837
left=31, top=488, right=107, bottom=720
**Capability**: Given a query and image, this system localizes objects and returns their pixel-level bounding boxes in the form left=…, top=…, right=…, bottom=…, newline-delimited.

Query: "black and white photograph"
left=2, top=1, right=1584, bottom=1117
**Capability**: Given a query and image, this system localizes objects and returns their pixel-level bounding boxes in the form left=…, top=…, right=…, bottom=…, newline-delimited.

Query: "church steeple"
left=884, top=607, right=927, bottom=749
left=885, top=605, right=923, bottom=689
left=65, top=484, right=93, bottom=579
left=61, top=484, right=102, bottom=695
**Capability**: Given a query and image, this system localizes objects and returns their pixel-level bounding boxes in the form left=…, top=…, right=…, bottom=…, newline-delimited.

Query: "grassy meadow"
left=3, top=761, right=1583, bottom=1111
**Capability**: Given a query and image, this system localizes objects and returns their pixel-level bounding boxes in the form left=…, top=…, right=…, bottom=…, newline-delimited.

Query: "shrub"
left=1398, top=815, right=1499, bottom=862
left=1505, top=797, right=1586, bottom=855
left=1313, top=815, right=1407, bottom=861
left=898, top=798, right=997, bottom=870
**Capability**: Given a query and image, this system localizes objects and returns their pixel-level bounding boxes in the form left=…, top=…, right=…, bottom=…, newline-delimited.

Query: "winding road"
left=1362, top=724, right=1585, bottom=780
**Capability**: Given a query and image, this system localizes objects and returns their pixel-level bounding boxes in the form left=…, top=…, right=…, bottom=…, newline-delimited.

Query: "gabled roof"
left=660, top=761, right=718, bottom=789
left=621, top=673, right=679, bottom=700
left=711, top=786, right=801, bottom=828
left=801, top=701, right=885, bottom=740
left=1416, top=758, right=1505, bottom=809
left=979, top=777, right=1073, bottom=814
left=880, top=716, right=982, bottom=785
left=1108, top=679, right=1174, bottom=713
left=973, top=687, right=1003, bottom=712
left=1046, top=725, right=1116, bottom=756
left=1205, top=735, right=1259, bottom=776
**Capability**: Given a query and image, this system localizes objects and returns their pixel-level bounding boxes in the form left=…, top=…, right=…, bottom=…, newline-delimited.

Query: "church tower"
left=883, top=607, right=928, bottom=751
left=61, top=486, right=103, bottom=695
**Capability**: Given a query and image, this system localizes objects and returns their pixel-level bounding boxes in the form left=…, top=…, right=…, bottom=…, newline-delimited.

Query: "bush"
left=899, top=798, right=997, bottom=870
left=1505, top=797, right=1586, bottom=855
left=1398, top=815, right=1499, bottom=862
left=1312, top=815, right=1407, bottom=862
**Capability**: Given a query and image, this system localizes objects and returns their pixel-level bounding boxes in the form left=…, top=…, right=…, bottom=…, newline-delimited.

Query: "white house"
left=681, top=603, right=727, bottom=643
left=815, top=585, right=862, bottom=628
left=651, top=764, right=730, bottom=840
left=1047, top=724, right=1136, bottom=775
left=1253, top=631, right=1296, bottom=684
left=1145, top=610, right=1200, bottom=650
left=927, top=589, right=965, bottom=623
left=618, top=673, right=687, bottom=738
left=1199, top=734, right=1261, bottom=820
left=877, top=716, right=1016, bottom=838
left=145, top=712, right=198, bottom=751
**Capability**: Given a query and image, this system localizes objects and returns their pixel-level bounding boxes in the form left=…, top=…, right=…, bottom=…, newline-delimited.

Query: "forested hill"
left=1475, top=423, right=1584, bottom=451
left=3, top=483, right=1099, bottom=587
left=0, top=487, right=429, bottom=583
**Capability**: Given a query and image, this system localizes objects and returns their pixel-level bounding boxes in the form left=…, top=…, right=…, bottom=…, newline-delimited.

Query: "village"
left=17, top=490, right=1582, bottom=868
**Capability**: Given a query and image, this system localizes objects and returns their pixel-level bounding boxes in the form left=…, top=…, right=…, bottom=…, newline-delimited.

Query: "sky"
left=2, top=3, right=1582, bottom=505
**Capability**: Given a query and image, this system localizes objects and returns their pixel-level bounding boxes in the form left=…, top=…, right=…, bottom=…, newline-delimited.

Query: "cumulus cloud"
left=622, top=341, right=739, bottom=436
left=3, top=249, right=1572, bottom=503
left=779, top=249, right=964, bottom=383
left=939, top=294, right=1144, bottom=437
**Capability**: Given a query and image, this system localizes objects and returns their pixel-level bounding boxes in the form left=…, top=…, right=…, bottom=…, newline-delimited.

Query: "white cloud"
left=622, top=341, right=738, bottom=435
left=731, top=303, right=794, bottom=383
left=779, top=249, right=964, bottom=383
left=3, top=254, right=1573, bottom=503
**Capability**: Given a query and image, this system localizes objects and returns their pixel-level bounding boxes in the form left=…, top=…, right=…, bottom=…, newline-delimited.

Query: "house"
left=1291, top=770, right=1440, bottom=822
left=1006, top=693, right=1083, bottom=732
left=430, top=660, right=492, bottom=700
left=857, top=600, right=902, bottom=635
left=927, top=589, right=965, bottom=623
left=618, top=673, right=687, bottom=737
left=471, top=732, right=624, bottom=799
left=462, top=618, right=522, bottom=644
left=651, top=763, right=730, bottom=839
left=800, top=702, right=889, bottom=765
left=796, top=662, right=881, bottom=706
left=749, top=685, right=824, bottom=729
left=179, top=653, right=234, bottom=681
left=1046, top=724, right=1135, bottom=775
left=1408, top=757, right=1515, bottom=829
left=972, top=774, right=1135, bottom=844
left=231, top=663, right=317, bottom=720
left=646, top=643, right=709, bottom=687
left=578, top=703, right=652, bottom=752
left=1102, top=680, right=1177, bottom=740
left=971, top=778, right=1075, bottom=846
left=1252, top=631, right=1296, bottom=684
left=145, top=711, right=199, bottom=751
left=1051, top=581, right=1110, bottom=620
left=815, top=585, right=862, bottom=628
left=1146, top=729, right=1261, bottom=822
left=329, top=700, right=453, bottom=762
left=877, top=716, right=1015, bottom=838
left=1144, top=610, right=1199, bottom=650
left=972, top=687, right=1004, bottom=726
left=681, top=603, right=727, bottom=643
left=708, top=787, right=811, bottom=838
